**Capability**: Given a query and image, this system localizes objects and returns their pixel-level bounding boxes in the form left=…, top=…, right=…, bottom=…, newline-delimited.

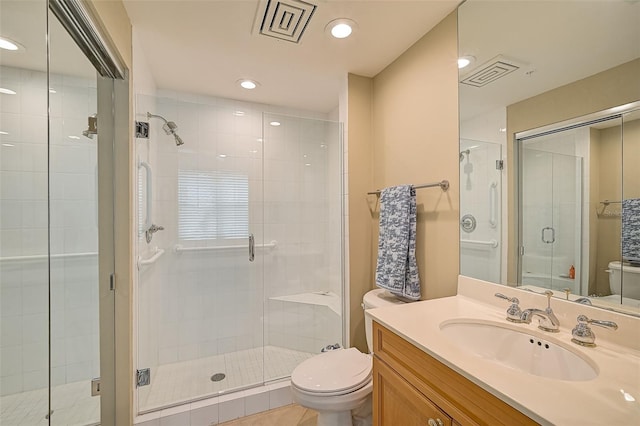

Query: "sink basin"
left=439, top=319, right=598, bottom=381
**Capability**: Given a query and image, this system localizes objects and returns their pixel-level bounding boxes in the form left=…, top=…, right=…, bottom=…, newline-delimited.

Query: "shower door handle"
left=541, top=227, right=555, bottom=244
left=249, top=233, right=255, bottom=262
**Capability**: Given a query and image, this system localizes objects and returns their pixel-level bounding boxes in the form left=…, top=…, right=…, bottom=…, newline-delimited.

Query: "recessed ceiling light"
left=0, top=87, right=17, bottom=95
left=304, top=163, right=311, bottom=166
left=233, top=110, right=245, bottom=116
left=269, top=121, right=281, bottom=127
left=0, top=36, right=24, bottom=51
left=326, top=19, right=357, bottom=39
left=238, top=79, right=259, bottom=90
left=2, top=143, right=15, bottom=147
left=218, top=154, right=227, bottom=158
left=458, top=55, right=475, bottom=69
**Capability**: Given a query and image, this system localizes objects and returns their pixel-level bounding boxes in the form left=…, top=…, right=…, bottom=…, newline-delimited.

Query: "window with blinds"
left=178, top=169, right=249, bottom=241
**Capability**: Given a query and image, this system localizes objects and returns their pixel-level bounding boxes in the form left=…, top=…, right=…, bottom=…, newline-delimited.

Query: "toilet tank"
left=362, top=289, right=407, bottom=353
left=608, top=261, right=640, bottom=299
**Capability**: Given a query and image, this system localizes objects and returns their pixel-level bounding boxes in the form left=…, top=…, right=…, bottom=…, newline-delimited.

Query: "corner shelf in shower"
left=269, top=291, right=341, bottom=316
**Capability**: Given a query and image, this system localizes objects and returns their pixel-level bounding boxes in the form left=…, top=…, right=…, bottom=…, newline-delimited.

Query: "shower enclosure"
left=134, top=95, right=343, bottom=413
left=1, top=1, right=125, bottom=424
left=518, top=127, right=585, bottom=295
left=459, top=139, right=502, bottom=283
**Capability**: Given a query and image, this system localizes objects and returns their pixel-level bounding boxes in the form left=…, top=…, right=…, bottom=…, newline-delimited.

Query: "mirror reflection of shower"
left=147, top=112, right=184, bottom=146
left=460, top=148, right=473, bottom=189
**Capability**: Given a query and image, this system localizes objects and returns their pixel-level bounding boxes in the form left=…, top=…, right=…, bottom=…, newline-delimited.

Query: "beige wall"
left=594, top=125, right=623, bottom=295
left=87, top=1, right=134, bottom=425
left=347, top=74, right=375, bottom=352
left=348, top=11, right=459, bottom=351
left=593, top=119, right=640, bottom=294
left=506, top=58, right=640, bottom=283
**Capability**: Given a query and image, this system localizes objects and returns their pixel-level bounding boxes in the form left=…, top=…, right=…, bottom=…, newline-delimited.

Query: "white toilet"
left=608, top=261, right=640, bottom=299
left=290, top=289, right=407, bottom=426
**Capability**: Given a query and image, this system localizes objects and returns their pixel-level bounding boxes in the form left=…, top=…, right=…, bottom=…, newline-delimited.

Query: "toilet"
left=290, top=289, right=407, bottom=426
left=608, top=261, right=640, bottom=299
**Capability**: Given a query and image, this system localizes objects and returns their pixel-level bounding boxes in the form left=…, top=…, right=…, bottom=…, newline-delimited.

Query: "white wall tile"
left=218, top=397, right=244, bottom=423
left=0, top=374, right=22, bottom=396
left=159, top=411, right=191, bottom=426
left=268, top=385, right=292, bottom=409
left=244, top=389, right=269, bottom=416
left=190, top=401, right=219, bottom=426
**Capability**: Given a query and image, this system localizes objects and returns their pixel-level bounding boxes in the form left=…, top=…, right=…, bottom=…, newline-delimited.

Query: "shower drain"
left=211, top=373, right=226, bottom=382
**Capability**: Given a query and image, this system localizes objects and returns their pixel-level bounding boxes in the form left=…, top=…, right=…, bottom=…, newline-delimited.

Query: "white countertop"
left=367, top=277, right=640, bottom=425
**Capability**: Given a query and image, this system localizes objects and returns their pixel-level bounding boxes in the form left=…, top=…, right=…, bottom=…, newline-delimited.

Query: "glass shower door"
left=1, top=2, right=116, bottom=424
left=135, top=96, right=265, bottom=413
left=459, top=139, right=502, bottom=283
left=262, top=113, right=343, bottom=382
left=520, top=148, right=582, bottom=293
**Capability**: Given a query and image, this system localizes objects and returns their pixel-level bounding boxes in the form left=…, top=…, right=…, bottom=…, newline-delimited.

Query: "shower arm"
left=147, top=112, right=169, bottom=125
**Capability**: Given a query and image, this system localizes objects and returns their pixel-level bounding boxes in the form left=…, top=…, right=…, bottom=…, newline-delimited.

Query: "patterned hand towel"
left=622, top=198, right=640, bottom=264
left=375, top=185, right=420, bottom=300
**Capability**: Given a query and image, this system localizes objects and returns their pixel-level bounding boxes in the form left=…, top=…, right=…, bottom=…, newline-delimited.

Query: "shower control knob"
left=145, top=224, right=165, bottom=243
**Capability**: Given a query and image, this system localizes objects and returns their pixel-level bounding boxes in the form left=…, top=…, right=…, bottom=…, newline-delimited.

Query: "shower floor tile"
left=0, top=380, right=99, bottom=426
left=138, top=345, right=314, bottom=413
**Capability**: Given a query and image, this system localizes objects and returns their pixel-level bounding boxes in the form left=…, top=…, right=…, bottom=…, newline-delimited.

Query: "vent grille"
left=461, top=56, right=520, bottom=87
left=258, top=0, right=317, bottom=43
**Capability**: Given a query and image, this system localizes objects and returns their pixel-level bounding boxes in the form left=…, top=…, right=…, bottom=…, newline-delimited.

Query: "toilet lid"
left=291, top=348, right=372, bottom=394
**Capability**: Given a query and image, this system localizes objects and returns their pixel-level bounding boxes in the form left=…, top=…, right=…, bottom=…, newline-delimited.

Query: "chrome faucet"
left=571, top=315, right=618, bottom=347
left=519, top=291, right=560, bottom=332
left=494, top=293, right=524, bottom=323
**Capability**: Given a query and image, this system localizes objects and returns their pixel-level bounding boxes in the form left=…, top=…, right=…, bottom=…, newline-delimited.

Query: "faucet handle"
left=494, top=293, right=524, bottom=323
left=544, top=290, right=554, bottom=311
left=571, top=315, right=618, bottom=347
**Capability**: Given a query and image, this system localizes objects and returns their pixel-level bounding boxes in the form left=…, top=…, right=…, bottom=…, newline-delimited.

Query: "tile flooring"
left=140, top=346, right=314, bottom=412
left=0, top=380, right=99, bottom=426
left=219, top=404, right=317, bottom=426
left=1, top=345, right=312, bottom=426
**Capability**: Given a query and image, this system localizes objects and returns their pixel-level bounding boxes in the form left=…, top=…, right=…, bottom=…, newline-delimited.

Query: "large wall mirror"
left=458, top=0, right=640, bottom=315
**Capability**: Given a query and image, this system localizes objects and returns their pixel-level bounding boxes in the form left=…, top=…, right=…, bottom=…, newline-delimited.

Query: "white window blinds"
left=178, top=169, right=249, bottom=241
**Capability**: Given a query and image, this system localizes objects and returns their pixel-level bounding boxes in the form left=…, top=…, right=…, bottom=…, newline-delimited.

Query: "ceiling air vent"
left=461, top=55, right=520, bottom=88
left=256, top=0, right=317, bottom=44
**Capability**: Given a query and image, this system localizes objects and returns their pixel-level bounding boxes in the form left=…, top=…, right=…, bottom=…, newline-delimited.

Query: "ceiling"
left=458, top=0, right=640, bottom=122
left=2, top=1, right=637, bottom=118
left=122, top=0, right=460, bottom=113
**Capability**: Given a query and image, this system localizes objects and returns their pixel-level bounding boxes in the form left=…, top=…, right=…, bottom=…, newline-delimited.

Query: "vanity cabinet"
left=372, top=321, right=538, bottom=426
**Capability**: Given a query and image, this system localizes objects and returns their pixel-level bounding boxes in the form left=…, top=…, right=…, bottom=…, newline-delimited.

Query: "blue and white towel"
left=622, top=198, right=640, bottom=265
left=375, top=185, right=420, bottom=300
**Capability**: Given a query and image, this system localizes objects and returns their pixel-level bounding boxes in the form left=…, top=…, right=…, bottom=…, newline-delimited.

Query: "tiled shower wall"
left=136, top=91, right=343, bottom=374
left=0, top=65, right=99, bottom=396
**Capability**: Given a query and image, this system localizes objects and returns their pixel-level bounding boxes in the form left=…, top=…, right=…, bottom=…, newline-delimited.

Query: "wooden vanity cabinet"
left=372, top=321, right=538, bottom=426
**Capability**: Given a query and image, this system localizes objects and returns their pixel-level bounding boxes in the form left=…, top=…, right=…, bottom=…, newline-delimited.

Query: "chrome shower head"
left=459, top=149, right=470, bottom=162
left=162, top=121, right=178, bottom=135
left=147, top=112, right=184, bottom=146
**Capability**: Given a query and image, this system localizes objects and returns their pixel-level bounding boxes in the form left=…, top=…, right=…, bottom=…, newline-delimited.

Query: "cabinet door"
left=374, top=358, right=452, bottom=426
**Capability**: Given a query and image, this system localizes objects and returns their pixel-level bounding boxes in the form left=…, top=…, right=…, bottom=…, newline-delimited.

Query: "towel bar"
left=368, top=180, right=449, bottom=195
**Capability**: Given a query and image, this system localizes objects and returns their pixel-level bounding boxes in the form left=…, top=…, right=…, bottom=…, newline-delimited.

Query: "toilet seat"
left=291, top=348, right=372, bottom=397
